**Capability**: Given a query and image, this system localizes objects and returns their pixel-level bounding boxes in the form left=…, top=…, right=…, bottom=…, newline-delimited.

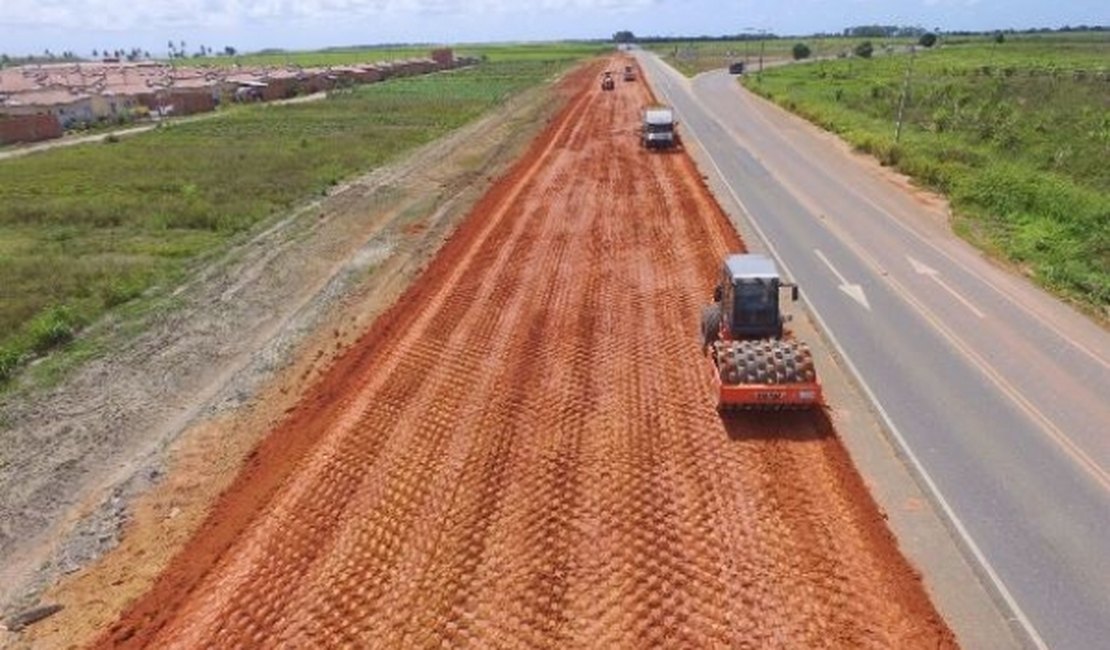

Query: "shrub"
left=0, top=346, right=20, bottom=383
left=854, top=41, right=874, bottom=59
left=100, top=275, right=147, bottom=308
left=919, top=33, right=938, bottom=48
left=26, top=305, right=84, bottom=354
left=792, top=43, right=812, bottom=61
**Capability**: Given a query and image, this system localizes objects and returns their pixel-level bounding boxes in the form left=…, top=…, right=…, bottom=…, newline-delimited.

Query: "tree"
left=993, top=31, right=1006, bottom=44
left=612, top=31, right=635, bottom=43
left=92, top=48, right=99, bottom=58
left=854, top=40, right=874, bottom=59
left=919, top=32, right=937, bottom=48
left=792, top=42, right=812, bottom=60
left=224, top=45, right=237, bottom=56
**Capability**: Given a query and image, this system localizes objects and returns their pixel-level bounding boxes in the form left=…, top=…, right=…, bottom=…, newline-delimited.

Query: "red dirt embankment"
left=97, top=59, right=955, bottom=648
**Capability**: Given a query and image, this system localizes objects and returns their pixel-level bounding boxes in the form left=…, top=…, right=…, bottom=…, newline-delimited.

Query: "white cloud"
left=0, top=0, right=660, bottom=31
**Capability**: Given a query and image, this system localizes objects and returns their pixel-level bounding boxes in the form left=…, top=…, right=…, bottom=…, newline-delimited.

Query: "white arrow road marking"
left=909, top=256, right=986, bottom=319
left=814, top=249, right=871, bottom=310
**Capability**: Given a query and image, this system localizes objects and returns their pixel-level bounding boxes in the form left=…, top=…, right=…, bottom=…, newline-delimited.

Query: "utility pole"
left=894, top=45, right=917, bottom=143
left=743, top=27, right=767, bottom=79
left=759, top=35, right=765, bottom=76
left=742, top=26, right=758, bottom=68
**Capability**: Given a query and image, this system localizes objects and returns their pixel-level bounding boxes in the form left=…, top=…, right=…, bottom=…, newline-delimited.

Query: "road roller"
left=701, top=254, right=823, bottom=410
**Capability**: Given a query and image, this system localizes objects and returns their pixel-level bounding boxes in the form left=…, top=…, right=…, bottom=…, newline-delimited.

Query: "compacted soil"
left=96, top=58, right=955, bottom=648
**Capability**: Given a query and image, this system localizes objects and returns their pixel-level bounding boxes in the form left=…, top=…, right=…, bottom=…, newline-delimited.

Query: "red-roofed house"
left=1, top=89, right=95, bottom=128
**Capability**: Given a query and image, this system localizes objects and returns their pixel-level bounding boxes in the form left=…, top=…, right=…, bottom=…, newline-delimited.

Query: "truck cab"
left=641, top=106, right=677, bottom=149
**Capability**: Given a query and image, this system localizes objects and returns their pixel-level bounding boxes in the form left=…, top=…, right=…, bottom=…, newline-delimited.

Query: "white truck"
left=641, top=105, right=678, bottom=150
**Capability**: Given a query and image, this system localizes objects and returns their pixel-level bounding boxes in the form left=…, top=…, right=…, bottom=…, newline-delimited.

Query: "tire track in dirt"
left=98, top=58, right=954, bottom=649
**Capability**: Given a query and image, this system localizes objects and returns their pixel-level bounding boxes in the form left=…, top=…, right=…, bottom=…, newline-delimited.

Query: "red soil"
left=97, top=58, right=955, bottom=649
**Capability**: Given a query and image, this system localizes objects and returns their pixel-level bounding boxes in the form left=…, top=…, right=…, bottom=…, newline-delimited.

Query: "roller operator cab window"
left=733, top=280, right=777, bottom=325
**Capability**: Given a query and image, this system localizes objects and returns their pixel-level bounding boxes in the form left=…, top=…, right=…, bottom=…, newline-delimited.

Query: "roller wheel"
left=700, top=304, right=721, bottom=351
left=716, top=340, right=816, bottom=385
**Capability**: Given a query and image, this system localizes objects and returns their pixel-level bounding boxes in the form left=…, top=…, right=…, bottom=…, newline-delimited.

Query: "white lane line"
left=640, top=51, right=1050, bottom=650
left=909, top=256, right=987, bottom=319
left=706, top=73, right=1109, bottom=371
left=814, top=249, right=871, bottom=310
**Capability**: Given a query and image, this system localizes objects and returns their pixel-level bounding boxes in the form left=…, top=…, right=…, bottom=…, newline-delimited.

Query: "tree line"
left=0, top=43, right=241, bottom=68
left=614, top=24, right=1106, bottom=44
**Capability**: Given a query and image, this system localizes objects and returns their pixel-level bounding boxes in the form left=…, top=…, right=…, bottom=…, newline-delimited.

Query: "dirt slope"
left=99, top=59, right=955, bottom=648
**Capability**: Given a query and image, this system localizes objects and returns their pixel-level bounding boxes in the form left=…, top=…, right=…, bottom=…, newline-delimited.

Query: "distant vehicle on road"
left=728, top=61, right=746, bottom=75
left=641, top=105, right=678, bottom=150
left=623, top=65, right=636, bottom=81
left=601, top=71, right=615, bottom=91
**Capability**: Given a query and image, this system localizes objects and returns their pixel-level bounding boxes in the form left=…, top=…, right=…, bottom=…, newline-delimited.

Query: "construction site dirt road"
left=98, top=59, right=955, bottom=648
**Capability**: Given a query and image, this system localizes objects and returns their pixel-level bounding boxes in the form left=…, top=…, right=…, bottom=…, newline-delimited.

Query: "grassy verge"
left=0, top=54, right=590, bottom=386
left=742, top=33, right=1109, bottom=316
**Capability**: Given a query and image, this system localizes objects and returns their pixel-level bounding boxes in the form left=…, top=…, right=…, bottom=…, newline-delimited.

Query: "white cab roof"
left=724, top=254, right=779, bottom=281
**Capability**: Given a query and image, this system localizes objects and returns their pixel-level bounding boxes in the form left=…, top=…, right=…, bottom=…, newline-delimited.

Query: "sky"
left=0, top=0, right=1106, bottom=57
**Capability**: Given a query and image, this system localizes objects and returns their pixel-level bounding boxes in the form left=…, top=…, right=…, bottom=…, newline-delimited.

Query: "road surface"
left=636, top=53, right=1110, bottom=650
left=97, top=60, right=953, bottom=648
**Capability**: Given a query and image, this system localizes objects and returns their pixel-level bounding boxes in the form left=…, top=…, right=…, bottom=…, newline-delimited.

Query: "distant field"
left=185, top=46, right=430, bottom=67
left=182, top=41, right=609, bottom=67
left=0, top=53, right=592, bottom=384
left=744, top=33, right=1109, bottom=313
left=646, top=37, right=915, bottom=76
left=467, top=42, right=612, bottom=62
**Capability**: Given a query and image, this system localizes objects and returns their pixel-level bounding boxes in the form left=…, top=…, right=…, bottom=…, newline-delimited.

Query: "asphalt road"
left=636, top=53, right=1110, bottom=650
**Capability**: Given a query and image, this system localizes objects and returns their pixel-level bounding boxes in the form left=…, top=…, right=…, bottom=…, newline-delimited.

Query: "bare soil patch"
left=0, top=73, right=565, bottom=650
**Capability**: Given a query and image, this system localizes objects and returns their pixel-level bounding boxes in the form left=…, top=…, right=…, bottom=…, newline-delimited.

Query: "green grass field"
left=0, top=53, right=593, bottom=384
left=744, top=33, right=1109, bottom=315
left=180, top=41, right=608, bottom=67
left=646, top=37, right=914, bottom=76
